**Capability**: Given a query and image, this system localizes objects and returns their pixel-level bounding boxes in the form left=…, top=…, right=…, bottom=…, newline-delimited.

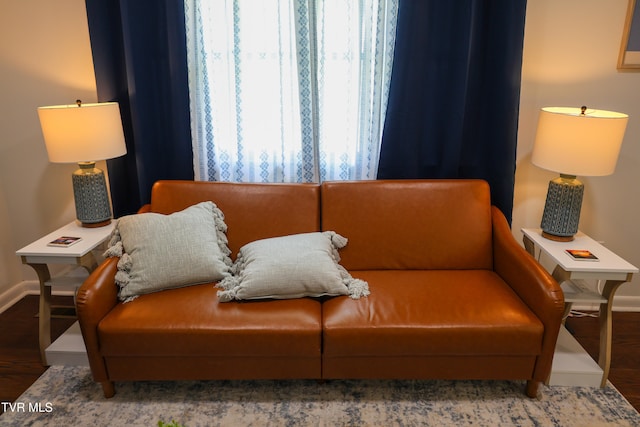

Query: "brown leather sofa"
left=76, top=179, right=564, bottom=399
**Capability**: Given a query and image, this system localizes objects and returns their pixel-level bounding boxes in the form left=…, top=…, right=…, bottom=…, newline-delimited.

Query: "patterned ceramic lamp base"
left=72, top=162, right=112, bottom=228
left=540, top=174, right=584, bottom=242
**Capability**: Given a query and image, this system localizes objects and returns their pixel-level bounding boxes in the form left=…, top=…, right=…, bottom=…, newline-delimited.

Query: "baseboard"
left=0, top=281, right=76, bottom=315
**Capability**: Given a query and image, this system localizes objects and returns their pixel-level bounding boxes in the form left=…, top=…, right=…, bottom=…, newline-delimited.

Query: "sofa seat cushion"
left=322, top=270, right=544, bottom=357
left=98, top=283, right=322, bottom=357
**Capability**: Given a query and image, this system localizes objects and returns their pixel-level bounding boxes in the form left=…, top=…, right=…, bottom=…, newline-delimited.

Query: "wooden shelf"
left=549, top=326, right=603, bottom=387
left=561, top=279, right=607, bottom=304
left=44, top=266, right=90, bottom=291
left=45, top=322, right=89, bottom=366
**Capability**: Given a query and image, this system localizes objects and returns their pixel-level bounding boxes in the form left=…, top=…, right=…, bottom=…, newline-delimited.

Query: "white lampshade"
left=37, top=102, right=127, bottom=163
left=532, top=107, right=628, bottom=177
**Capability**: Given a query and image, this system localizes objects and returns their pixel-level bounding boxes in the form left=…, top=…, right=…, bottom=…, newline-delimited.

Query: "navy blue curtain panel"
left=85, top=0, right=194, bottom=217
left=377, top=0, right=527, bottom=223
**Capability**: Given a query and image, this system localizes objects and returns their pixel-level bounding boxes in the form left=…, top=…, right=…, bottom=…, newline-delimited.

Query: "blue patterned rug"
left=1, top=366, right=639, bottom=426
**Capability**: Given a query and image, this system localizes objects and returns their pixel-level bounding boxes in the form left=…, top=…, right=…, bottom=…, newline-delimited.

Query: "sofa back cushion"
left=321, top=180, right=493, bottom=270
left=149, top=180, right=321, bottom=257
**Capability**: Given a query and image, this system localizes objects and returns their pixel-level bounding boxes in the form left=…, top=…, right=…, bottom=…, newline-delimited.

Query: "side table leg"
left=551, top=266, right=573, bottom=325
left=78, top=251, right=98, bottom=273
left=598, top=279, right=625, bottom=388
left=29, top=264, right=52, bottom=365
left=561, top=302, right=573, bottom=324
left=523, top=235, right=536, bottom=257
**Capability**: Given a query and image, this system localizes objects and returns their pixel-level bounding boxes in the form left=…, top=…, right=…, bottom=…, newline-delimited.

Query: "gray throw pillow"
left=216, top=231, right=369, bottom=302
left=104, top=201, right=232, bottom=302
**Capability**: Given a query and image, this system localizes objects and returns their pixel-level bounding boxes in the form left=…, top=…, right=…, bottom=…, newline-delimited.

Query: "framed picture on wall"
left=619, top=0, right=640, bottom=69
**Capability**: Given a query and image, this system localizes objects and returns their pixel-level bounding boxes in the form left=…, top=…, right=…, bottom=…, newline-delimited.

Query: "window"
left=184, top=0, right=398, bottom=182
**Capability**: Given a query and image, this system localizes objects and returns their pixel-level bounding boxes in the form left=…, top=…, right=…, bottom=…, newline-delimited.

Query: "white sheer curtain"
left=184, top=0, right=398, bottom=182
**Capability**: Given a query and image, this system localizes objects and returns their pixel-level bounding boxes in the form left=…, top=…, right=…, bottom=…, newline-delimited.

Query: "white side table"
left=522, top=228, right=638, bottom=387
left=16, top=220, right=114, bottom=364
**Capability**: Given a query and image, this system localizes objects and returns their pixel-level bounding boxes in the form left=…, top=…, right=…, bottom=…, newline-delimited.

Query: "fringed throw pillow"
left=217, top=231, right=369, bottom=302
left=104, top=201, right=232, bottom=302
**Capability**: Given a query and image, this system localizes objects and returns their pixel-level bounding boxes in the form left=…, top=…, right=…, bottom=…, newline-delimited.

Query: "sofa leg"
left=525, top=380, right=539, bottom=398
left=101, top=381, right=115, bottom=398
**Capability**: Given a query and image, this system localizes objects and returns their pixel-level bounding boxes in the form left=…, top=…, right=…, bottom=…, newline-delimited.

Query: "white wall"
left=513, top=0, right=640, bottom=308
left=0, top=0, right=98, bottom=299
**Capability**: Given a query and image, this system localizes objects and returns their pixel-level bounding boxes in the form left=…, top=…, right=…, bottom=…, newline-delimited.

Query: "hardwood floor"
left=1, top=295, right=639, bottom=415
left=0, top=295, right=76, bottom=415
left=565, top=310, right=640, bottom=410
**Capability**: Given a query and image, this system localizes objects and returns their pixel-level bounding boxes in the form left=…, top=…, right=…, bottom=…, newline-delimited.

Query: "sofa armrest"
left=75, top=257, right=119, bottom=383
left=491, top=206, right=564, bottom=383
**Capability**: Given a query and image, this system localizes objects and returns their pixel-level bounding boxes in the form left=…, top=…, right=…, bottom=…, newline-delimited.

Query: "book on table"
left=565, top=249, right=599, bottom=261
left=47, top=236, right=82, bottom=248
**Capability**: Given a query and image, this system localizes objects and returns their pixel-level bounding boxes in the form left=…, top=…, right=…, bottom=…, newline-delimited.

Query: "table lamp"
left=531, top=106, right=628, bottom=241
left=37, top=101, right=127, bottom=227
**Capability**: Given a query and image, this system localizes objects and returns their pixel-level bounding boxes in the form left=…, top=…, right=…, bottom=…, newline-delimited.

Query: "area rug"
left=2, top=366, right=639, bottom=426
